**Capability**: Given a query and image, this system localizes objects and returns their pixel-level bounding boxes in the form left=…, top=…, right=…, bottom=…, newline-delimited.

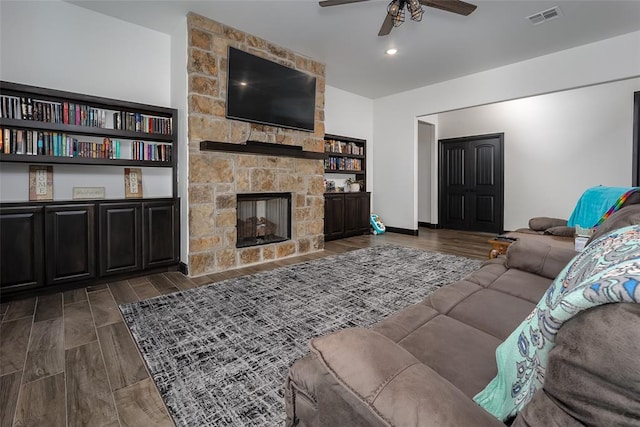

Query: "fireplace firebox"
left=236, top=193, right=292, bottom=248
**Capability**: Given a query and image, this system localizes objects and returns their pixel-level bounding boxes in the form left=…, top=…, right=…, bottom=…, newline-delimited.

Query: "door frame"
left=633, top=91, right=640, bottom=186
left=438, top=132, right=505, bottom=232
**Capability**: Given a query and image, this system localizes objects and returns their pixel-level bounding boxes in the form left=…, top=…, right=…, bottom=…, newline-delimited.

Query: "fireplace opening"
left=236, top=193, right=292, bottom=248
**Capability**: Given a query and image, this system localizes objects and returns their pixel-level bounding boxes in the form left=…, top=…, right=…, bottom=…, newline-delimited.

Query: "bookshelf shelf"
left=0, top=153, right=172, bottom=167
left=0, top=118, right=174, bottom=142
left=323, top=133, right=367, bottom=183
left=0, top=81, right=180, bottom=300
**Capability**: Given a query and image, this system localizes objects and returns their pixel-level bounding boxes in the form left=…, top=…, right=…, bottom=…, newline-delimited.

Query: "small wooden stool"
left=488, top=238, right=512, bottom=259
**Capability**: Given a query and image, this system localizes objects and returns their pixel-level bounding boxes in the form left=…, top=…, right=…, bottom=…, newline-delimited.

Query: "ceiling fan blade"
left=420, top=0, right=477, bottom=16
left=319, top=0, right=371, bottom=7
left=378, top=13, right=394, bottom=37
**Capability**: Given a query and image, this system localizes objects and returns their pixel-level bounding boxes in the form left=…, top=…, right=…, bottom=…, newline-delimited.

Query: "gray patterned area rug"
left=120, top=245, right=482, bottom=426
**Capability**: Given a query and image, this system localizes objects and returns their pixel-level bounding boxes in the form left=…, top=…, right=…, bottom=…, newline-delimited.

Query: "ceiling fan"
left=319, top=0, right=477, bottom=36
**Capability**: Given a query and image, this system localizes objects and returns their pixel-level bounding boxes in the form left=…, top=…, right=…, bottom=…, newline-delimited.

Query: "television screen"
left=226, top=47, right=316, bottom=132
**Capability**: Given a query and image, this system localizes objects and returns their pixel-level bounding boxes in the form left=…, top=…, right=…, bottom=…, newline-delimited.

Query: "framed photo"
left=124, top=168, right=143, bottom=198
left=29, top=165, right=53, bottom=201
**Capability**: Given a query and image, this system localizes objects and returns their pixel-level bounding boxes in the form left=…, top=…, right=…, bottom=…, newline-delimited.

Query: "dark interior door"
left=439, top=133, right=504, bottom=233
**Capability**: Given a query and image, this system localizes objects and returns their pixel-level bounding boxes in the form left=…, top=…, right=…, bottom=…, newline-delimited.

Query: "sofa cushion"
left=488, top=268, right=553, bottom=304
left=544, top=225, right=575, bottom=237
left=528, top=216, right=567, bottom=231
left=463, top=258, right=508, bottom=288
left=396, top=314, right=502, bottom=398
left=310, top=328, right=503, bottom=427
left=446, top=289, right=535, bottom=340
left=421, top=280, right=482, bottom=314
left=373, top=302, right=440, bottom=343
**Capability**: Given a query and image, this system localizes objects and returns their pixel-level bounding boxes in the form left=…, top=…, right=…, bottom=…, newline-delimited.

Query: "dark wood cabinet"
left=0, top=198, right=179, bottom=298
left=344, top=193, right=370, bottom=236
left=99, top=202, right=142, bottom=276
left=143, top=200, right=179, bottom=268
left=0, top=206, right=44, bottom=292
left=45, top=204, right=95, bottom=285
left=324, top=192, right=370, bottom=241
left=324, top=193, right=345, bottom=241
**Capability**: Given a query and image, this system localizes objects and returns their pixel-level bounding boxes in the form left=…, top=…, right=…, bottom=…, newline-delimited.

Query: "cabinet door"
left=0, top=206, right=44, bottom=292
left=45, top=204, right=95, bottom=285
left=99, top=202, right=142, bottom=276
left=344, top=193, right=370, bottom=236
left=324, top=194, right=345, bottom=241
left=143, top=200, right=179, bottom=268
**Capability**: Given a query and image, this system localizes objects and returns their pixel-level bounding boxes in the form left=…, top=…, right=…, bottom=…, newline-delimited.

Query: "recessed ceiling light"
left=385, top=48, right=398, bottom=55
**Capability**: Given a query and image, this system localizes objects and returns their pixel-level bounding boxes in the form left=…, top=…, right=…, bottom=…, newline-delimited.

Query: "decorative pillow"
left=544, top=226, right=575, bottom=237
left=528, top=217, right=568, bottom=231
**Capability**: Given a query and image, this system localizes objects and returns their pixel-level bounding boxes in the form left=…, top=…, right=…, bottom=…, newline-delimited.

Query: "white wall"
left=0, top=1, right=174, bottom=203
left=324, top=85, right=374, bottom=193
left=373, top=31, right=640, bottom=231
left=432, top=78, right=640, bottom=230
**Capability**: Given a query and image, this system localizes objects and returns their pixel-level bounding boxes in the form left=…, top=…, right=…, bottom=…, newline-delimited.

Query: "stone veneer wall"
left=186, top=13, right=326, bottom=276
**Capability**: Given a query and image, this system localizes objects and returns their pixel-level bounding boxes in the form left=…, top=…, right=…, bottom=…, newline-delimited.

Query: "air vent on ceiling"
left=526, top=6, right=561, bottom=26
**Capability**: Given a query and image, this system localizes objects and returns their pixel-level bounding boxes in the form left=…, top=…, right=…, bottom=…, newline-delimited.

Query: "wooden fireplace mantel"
left=200, top=140, right=325, bottom=160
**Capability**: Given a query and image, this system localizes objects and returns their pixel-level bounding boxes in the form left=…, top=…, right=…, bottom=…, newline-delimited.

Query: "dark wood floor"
left=0, top=228, right=491, bottom=427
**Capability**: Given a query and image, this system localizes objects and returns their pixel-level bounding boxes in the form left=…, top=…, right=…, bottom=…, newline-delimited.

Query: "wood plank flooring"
left=0, top=228, right=491, bottom=426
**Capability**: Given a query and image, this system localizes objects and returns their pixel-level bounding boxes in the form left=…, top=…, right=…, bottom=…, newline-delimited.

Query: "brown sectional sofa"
left=284, top=208, right=640, bottom=426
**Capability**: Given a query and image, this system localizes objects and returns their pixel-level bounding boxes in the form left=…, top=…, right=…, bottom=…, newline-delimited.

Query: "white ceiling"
left=67, top=0, right=640, bottom=99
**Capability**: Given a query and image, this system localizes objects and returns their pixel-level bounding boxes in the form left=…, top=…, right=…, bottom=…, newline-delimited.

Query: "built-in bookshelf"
left=324, top=133, right=366, bottom=187
left=0, top=81, right=179, bottom=300
left=0, top=81, right=176, bottom=173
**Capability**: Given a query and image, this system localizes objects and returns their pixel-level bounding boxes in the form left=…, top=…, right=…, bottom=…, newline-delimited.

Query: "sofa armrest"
left=505, top=239, right=577, bottom=279
left=310, top=328, right=503, bottom=427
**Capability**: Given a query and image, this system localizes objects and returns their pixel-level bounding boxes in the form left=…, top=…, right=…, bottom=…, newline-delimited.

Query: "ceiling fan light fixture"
left=387, top=0, right=401, bottom=17
left=393, top=9, right=405, bottom=26
left=407, top=0, right=424, bottom=21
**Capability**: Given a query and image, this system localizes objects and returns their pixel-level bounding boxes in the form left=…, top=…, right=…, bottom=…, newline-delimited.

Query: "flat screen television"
left=226, top=47, right=316, bottom=132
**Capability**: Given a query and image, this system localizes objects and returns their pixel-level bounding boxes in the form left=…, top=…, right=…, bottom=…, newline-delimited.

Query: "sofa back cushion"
left=587, top=204, right=640, bottom=244
left=505, top=239, right=576, bottom=279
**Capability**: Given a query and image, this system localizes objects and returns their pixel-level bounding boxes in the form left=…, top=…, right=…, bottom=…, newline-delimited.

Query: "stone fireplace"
left=186, top=13, right=326, bottom=276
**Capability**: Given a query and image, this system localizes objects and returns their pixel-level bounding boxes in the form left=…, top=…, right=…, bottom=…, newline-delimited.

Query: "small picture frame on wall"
left=29, top=165, right=53, bottom=201
left=124, top=168, right=143, bottom=198
left=73, top=187, right=106, bottom=200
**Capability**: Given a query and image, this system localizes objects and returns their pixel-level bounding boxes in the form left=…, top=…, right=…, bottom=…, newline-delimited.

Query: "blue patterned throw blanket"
left=474, top=224, right=640, bottom=420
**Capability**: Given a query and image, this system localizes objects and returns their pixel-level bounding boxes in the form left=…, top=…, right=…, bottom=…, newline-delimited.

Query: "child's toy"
left=370, top=213, right=386, bottom=235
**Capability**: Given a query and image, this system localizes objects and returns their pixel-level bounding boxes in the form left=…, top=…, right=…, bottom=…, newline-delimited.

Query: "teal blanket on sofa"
left=567, top=185, right=637, bottom=227
left=473, top=224, right=640, bottom=421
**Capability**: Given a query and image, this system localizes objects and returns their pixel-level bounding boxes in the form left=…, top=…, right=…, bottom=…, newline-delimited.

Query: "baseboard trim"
left=418, top=222, right=440, bottom=229
left=178, top=262, right=189, bottom=276
left=386, top=226, right=419, bottom=236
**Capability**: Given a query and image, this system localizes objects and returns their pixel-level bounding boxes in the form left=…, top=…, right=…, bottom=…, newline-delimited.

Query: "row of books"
left=324, top=139, right=364, bottom=156
left=114, top=112, right=172, bottom=135
left=1, top=128, right=121, bottom=158
left=1, top=128, right=171, bottom=162
left=0, top=95, right=172, bottom=135
left=325, top=157, right=363, bottom=172
left=131, top=140, right=172, bottom=162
